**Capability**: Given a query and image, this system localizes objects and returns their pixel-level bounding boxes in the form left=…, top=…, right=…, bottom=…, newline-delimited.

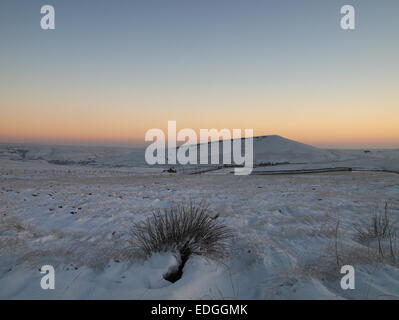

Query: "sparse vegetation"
left=301, top=204, right=399, bottom=290
left=130, top=203, right=233, bottom=282
left=355, top=202, right=397, bottom=262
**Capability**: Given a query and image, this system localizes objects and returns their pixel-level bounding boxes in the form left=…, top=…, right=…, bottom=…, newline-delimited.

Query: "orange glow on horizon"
left=1, top=88, right=398, bottom=148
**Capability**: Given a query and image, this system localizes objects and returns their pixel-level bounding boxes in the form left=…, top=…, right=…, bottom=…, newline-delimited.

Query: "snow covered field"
left=0, top=140, right=398, bottom=299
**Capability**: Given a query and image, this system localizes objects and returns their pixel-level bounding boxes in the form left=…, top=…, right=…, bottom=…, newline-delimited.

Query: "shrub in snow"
left=130, top=203, right=233, bottom=282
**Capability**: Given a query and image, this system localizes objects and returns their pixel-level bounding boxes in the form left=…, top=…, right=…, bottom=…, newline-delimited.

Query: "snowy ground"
left=0, top=142, right=398, bottom=299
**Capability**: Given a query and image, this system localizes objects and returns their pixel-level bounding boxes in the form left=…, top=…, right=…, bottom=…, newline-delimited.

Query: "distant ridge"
left=0, top=135, right=339, bottom=167
left=191, top=135, right=339, bottom=164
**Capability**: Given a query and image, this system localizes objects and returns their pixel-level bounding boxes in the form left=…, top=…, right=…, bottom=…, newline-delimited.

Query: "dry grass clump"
left=130, top=203, right=233, bottom=282
left=354, top=202, right=397, bottom=262
left=130, top=203, right=233, bottom=259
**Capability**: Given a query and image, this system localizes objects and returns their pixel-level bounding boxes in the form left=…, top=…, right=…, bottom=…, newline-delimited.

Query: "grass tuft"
left=130, top=202, right=233, bottom=282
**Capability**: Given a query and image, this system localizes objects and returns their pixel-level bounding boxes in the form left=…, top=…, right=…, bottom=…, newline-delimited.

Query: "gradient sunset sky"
left=1, top=0, right=398, bottom=148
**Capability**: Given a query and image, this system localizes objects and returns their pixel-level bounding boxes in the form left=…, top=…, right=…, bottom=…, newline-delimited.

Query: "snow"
left=0, top=139, right=398, bottom=299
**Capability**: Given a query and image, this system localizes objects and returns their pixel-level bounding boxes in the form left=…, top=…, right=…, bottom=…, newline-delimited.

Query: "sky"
left=0, top=0, right=398, bottom=148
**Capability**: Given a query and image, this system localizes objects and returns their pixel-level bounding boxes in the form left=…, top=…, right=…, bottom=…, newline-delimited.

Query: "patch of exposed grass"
left=130, top=202, right=233, bottom=282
